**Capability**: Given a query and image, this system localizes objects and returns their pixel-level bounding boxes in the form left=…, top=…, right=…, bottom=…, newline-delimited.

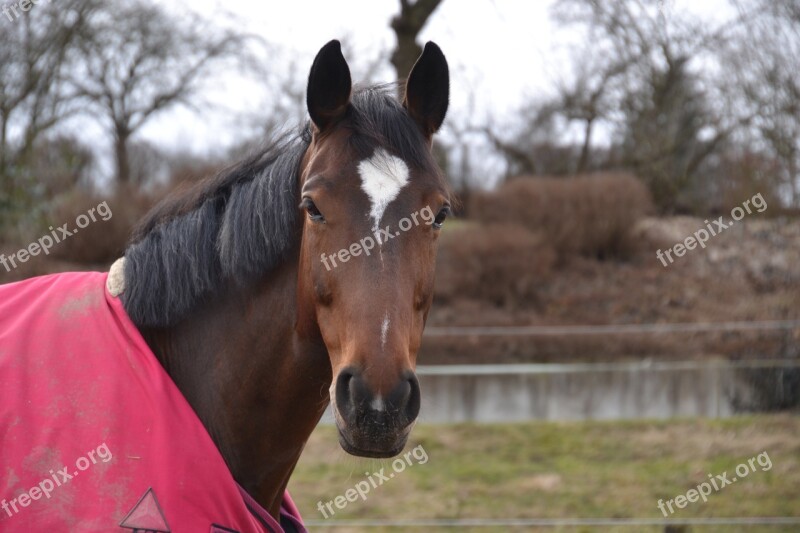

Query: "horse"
left=0, top=39, right=450, bottom=532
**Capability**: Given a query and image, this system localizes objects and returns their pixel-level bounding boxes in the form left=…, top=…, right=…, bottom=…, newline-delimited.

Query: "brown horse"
left=119, top=40, right=450, bottom=521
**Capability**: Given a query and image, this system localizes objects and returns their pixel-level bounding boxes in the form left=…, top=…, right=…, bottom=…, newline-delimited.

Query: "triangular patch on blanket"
left=119, top=487, right=171, bottom=532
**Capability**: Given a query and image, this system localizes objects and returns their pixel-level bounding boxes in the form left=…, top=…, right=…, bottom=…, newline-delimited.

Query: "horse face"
left=297, top=41, right=449, bottom=458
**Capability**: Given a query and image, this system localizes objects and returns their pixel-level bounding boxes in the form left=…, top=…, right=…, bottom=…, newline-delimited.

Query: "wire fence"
left=417, top=358, right=800, bottom=375
left=305, top=516, right=800, bottom=528
left=424, top=319, right=800, bottom=337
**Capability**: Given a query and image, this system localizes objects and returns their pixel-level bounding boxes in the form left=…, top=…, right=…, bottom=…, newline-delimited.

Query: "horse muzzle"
left=330, top=366, right=420, bottom=458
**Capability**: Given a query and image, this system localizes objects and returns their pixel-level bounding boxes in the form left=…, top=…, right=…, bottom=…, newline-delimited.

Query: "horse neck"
left=141, top=254, right=331, bottom=517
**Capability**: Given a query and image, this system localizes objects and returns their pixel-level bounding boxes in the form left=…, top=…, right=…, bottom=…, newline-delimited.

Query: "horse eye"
left=301, top=198, right=325, bottom=223
left=433, top=206, right=450, bottom=229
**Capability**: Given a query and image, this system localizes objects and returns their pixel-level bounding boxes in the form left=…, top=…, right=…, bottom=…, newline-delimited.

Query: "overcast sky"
left=138, top=0, right=557, bottom=154
left=72, top=0, right=737, bottom=183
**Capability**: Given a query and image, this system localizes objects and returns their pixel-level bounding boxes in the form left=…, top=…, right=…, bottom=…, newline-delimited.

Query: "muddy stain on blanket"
left=48, top=284, right=117, bottom=528
left=2, top=467, right=20, bottom=495
left=57, top=284, right=103, bottom=321
left=46, top=284, right=105, bottom=421
left=2, top=276, right=126, bottom=530
left=54, top=283, right=107, bottom=416
left=59, top=285, right=115, bottom=429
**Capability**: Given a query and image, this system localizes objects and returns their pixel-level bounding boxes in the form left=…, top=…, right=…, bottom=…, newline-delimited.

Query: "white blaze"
left=358, top=149, right=410, bottom=234
left=380, top=312, right=390, bottom=350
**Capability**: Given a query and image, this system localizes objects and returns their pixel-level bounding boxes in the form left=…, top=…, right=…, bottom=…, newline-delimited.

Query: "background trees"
left=69, top=0, right=251, bottom=185
left=483, top=0, right=798, bottom=213
left=0, top=0, right=98, bottom=230
left=0, top=0, right=798, bottom=241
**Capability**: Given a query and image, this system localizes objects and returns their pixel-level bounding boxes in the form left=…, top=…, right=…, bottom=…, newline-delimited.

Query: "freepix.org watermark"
left=1, top=442, right=112, bottom=519
left=656, top=192, right=767, bottom=267
left=320, top=206, right=436, bottom=271
left=2, top=0, right=50, bottom=23
left=0, top=201, right=112, bottom=273
left=316, top=444, right=429, bottom=518
left=657, top=450, right=772, bottom=517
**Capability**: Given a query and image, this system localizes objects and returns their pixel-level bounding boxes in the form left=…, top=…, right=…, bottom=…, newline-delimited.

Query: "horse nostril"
left=335, top=367, right=420, bottom=428
left=384, top=371, right=420, bottom=423
left=335, top=368, right=356, bottom=418
left=404, top=372, right=421, bottom=421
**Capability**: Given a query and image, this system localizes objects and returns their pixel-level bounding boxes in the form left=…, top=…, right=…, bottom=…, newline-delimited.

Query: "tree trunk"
left=577, top=117, right=595, bottom=174
left=114, top=127, right=131, bottom=185
left=390, top=0, right=444, bottom=83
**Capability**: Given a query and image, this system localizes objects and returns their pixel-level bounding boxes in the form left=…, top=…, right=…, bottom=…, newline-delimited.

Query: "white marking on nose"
left=371, top=395, right=385, bottom=412
left=381, top=313, right=390, bottom=350
left=358, top=149, right=410, bottom=235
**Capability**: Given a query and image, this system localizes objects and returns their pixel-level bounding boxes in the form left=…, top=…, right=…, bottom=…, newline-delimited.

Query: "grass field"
left=288, top=415, right=800, bottom=532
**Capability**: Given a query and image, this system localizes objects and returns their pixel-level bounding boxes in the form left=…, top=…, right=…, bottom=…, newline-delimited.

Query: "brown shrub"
left=48, top=185, right=157, bottom=264
left=471, top=173, right=653, bottom=260
left=434, top=223, right=556, bottom=308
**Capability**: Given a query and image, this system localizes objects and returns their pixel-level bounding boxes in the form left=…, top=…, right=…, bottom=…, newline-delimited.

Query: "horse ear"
left=403, top=41, right=449, bottom=138
left=307, top=40, right=352, bottom=132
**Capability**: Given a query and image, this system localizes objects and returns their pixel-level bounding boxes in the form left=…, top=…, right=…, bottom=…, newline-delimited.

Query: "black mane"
left=121, top=84, right=440, bottom=328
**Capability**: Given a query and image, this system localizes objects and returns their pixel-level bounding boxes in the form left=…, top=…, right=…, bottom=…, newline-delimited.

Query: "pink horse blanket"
left=0, top=272, right=305, bottom=533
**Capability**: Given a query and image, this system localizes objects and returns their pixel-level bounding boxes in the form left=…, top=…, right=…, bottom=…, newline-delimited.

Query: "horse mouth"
left=333, top=407, right=411, bottom=458
left=336, top=430, right=407, bottom=458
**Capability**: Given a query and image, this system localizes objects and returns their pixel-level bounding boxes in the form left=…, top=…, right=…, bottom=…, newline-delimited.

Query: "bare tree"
left=555, top=48, right=641, bottom=173
left=0, top=0, right=97, bottom=223
left=70, top=0, right=251, bottom=184
left=619, top=55, right=718, bottom=211
left=727, top=0, right=800, bottom=207
left=547, top=0, right=756, bottom=211
left=483, top=99, right=571, bottom=178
